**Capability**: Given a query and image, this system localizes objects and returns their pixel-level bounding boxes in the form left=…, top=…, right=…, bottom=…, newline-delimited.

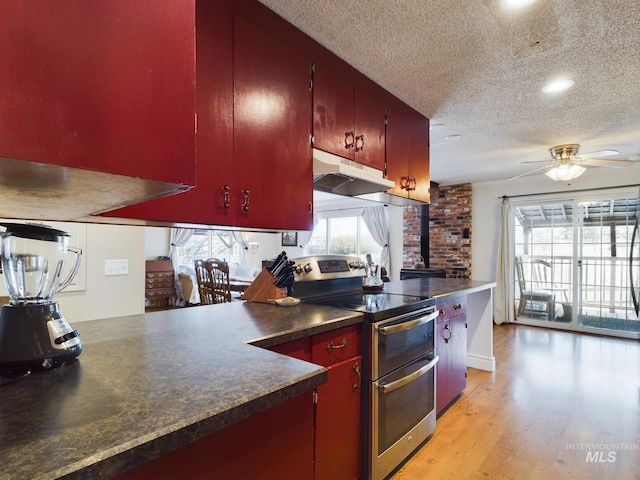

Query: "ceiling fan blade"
left=581, top=149, right=619, bottom=158
left=521, top=160, right=553, bottom=164
left=583, top=158, right=633, bottom=168
left=507, top=164, right=552, bottom=181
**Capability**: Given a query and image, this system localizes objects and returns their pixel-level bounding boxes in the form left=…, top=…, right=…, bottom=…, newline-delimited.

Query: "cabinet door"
left=407, top=113, right=431, bottom=202
left=234, top=15, right=313, bottom=230
left=448, top=314, right=467, bottom=402
left=313, top=63, right=356, bottom=159
left=0, top=0, right=196, bottom=185
left=436, top=308, right=467, bottom=414
left=385, top=98, right=430, bottom=201
left=115, top=392, right=314, bottom=480
left=100, top=0, right=234, bottom=225
left=315, top=356, right=362, bottom=480
left=354, top=88, right=386, bottom=171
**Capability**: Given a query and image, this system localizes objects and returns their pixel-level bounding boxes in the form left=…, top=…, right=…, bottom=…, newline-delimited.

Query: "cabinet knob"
left=344, top=130, right=355, bottom=149
left=355, top=134, right=364, bottom=152
left=454, top=304, right=462, bottom=310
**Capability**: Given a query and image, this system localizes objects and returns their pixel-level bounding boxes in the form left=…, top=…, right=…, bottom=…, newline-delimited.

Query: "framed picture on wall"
left=281, top=232, right=297, bottom=247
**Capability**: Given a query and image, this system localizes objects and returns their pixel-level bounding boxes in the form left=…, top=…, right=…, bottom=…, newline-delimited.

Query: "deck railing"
left=520, top=255, right=636, bottom=317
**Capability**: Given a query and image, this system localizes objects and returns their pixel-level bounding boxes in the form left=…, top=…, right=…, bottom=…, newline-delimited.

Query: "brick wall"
left=403, top=183, right=472, bottom=278
left=402, top=205, right=422, bottom=266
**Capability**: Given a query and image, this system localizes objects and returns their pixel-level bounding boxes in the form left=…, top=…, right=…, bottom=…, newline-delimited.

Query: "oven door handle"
left=377, top=310, right=439, bottom=335
left=378, top=355, right=439, bottom=394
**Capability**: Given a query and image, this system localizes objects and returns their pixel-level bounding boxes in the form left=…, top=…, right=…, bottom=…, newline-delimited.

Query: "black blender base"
left=0, top=303, right=82, bottom=371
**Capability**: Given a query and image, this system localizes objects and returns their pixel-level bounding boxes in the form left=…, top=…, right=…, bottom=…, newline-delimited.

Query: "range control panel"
left=291, top=255, right=366, bottom=282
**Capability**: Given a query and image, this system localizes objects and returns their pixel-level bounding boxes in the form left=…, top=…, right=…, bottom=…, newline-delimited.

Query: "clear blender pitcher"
left=0, top=223, right=83, bottom=371
left=1, top=223, right=82, bottom=304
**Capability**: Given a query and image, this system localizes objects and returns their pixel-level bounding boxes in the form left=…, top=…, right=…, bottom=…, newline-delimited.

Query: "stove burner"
left=310, top=292, right=433, bottom=321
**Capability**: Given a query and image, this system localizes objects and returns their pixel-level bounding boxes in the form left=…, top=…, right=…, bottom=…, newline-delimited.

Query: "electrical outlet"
left=105, top=259, right=129, bottom=276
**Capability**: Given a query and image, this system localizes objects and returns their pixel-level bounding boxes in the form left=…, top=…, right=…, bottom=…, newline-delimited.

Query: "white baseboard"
left=467, top=353, right=495, bottom=372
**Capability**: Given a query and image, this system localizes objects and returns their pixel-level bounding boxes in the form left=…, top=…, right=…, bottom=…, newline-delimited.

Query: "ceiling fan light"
left=545, top=164, right=586, bottom=182
left=542, top=78, right=574, bottom=94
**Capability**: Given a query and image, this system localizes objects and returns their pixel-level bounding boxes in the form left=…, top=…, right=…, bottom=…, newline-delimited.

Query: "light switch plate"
left=105, top=259, right=129, bottom=276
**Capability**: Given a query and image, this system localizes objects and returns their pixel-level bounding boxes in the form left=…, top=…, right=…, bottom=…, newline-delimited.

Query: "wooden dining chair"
left=194, top=258, right=232, bottom=305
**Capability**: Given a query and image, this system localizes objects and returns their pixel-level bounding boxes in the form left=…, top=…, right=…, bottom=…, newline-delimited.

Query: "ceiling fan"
left=509, top=144, right=633, bottom=182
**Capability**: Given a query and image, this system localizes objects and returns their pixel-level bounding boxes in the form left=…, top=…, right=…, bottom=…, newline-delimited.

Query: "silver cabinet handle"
left=378, top=310, right=439, bottom=335
left=378, top=355, right=439, bottom=394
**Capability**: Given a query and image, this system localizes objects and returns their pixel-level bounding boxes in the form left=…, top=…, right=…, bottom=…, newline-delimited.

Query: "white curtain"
left=298, top=217, right=319, bottom=250
left=170, top=227, right=194, bottom=306
left=495, top=197, right=515, bottom=324
left=232, top=231, right=249, bottom=264
left=362, top=205, right=390, bottom=269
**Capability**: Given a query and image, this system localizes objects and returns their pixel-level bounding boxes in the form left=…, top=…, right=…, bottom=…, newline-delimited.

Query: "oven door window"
left=373, top=354, right=437, bottom=455
left=374, top=309, right=436, bottom=378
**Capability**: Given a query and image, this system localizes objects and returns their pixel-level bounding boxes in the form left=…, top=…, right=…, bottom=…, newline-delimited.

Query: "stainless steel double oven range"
left=291, top=255, right=439, bottom=480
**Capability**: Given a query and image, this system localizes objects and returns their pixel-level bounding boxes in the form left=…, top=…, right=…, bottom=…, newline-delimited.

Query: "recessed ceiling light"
left=542, top=78, right=574, bottom=93
left=446, top=134, right=462, bottom=141
left=430, top=123, right=445, bottom=131
left=501, top=0, right=537, bottom=9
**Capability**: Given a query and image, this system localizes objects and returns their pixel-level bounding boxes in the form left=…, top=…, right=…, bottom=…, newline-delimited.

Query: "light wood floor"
left=392, top=323, right=640, bottom=480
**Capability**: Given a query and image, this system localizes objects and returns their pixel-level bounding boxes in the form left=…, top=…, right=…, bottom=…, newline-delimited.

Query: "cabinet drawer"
left=145, top=288, right=176, bottom=298
left=312, top=325, right=360, bottom=367
left=146, top=279, right=174, bottom=289
left=437, top=295, right=466, bottom=323
left=146, top=271, right=174, bottom=280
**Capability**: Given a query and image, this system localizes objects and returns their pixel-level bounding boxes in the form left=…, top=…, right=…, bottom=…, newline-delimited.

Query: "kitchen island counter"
left=0, top=301, right=363, bottom=480
left=384, top=277, right=495, bottom=298
left=387, top=277, right=497, bottom=372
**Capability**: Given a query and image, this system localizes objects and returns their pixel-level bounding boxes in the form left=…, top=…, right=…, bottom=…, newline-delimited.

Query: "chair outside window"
left=515, top=257, right=556, bottom=320
left=194, top=258, right=232, bottom=305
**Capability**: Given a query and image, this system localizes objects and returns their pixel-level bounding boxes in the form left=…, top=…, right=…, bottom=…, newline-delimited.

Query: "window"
left=178, top=230, right=241, bottom=268
left=306, top=214, right=382, bottom=262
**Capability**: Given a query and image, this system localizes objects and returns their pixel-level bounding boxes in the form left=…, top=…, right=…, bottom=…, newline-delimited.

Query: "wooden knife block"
left=242, top=268, right=287, bottom=303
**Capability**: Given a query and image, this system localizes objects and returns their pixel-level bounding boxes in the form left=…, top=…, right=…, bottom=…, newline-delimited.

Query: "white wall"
left=471, top=168, right=639, bottom=283
left=0, top=222, right=147, bottom=323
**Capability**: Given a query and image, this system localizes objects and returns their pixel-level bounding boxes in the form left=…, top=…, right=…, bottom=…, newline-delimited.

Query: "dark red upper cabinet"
left=0, top=0, right=196, bottom=186
left=386, top=98, right=431, bottom=203
left=105, top=8, right=313, bottom=231
left=232, top=15, right=313, bottom=230
left=101, top=0, right=235, bottom=226
left=313, top=64, right=385, bottom=171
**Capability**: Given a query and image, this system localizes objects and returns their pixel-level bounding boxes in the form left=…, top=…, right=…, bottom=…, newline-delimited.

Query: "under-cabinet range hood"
left=313, top=149, right=395, bottom=196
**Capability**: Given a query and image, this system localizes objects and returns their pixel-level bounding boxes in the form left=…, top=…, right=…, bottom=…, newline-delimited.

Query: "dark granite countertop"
left=0, top=301, right=362, bottom=480
left=383, top=277, right=495, bottom=299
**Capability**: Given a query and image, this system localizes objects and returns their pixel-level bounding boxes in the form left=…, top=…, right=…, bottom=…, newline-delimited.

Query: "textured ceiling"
left=258, top=0, right=640, bottom=185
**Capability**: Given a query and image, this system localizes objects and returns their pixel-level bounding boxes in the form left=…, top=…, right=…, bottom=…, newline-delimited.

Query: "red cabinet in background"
left=233, top=14, right=313, bottom=230
left=385, top=98, right=431, bottom=203
left=313, top=63, right=386, bottom=171
left=103, top=9, right=314, bottom=231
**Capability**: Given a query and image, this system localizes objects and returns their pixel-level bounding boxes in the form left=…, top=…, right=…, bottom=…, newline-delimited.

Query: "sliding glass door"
left=513, top=191, right=639, bottom=339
